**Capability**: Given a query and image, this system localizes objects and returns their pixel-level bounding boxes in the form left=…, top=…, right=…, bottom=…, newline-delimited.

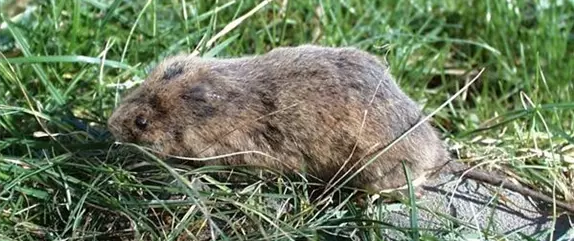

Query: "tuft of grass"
left=1, top=0, right=573, bottom=240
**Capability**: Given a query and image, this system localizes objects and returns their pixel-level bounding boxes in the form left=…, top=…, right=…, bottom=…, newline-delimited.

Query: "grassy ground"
left=1, top=0, right=573, bottom=240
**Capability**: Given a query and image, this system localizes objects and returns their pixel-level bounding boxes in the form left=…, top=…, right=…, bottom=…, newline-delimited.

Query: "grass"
left=0, top=0, right=573, bottom=240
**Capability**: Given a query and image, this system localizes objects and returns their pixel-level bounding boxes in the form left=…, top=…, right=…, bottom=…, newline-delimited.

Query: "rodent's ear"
left=181, top=85, right=209, bottom=102
left=178, top=67, right=225, bottom=103
left=179, top=84, right=226, bottom=102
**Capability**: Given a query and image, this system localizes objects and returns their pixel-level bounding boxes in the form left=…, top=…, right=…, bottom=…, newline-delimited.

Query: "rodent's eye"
left=135, top=115, right=148, bottom=130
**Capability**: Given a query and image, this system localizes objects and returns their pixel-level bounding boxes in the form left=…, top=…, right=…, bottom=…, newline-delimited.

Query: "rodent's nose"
left=106, top=116, right=124, bottom=141
left=107, top=123, right=122, bottom=140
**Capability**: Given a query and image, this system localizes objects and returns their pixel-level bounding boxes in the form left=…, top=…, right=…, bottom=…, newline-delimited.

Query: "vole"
left=107, top=44, right=574, bottom=213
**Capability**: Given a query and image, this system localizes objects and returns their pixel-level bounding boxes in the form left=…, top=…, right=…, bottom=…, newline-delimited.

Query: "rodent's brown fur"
left=107, top=45, right=574, bottom=213
left=107, top=44, right=449, bottom=193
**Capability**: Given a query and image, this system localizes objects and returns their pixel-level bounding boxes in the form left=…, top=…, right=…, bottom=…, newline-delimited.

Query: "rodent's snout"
left=106, top=106, right=151, bottom=144
left=106, top=119, right=121, bottom=141
left=106, top=111, right=128, bottom=142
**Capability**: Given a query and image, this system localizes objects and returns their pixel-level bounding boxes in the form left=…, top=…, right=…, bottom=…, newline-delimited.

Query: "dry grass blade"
left=191, top=0, right=273, bottom=56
